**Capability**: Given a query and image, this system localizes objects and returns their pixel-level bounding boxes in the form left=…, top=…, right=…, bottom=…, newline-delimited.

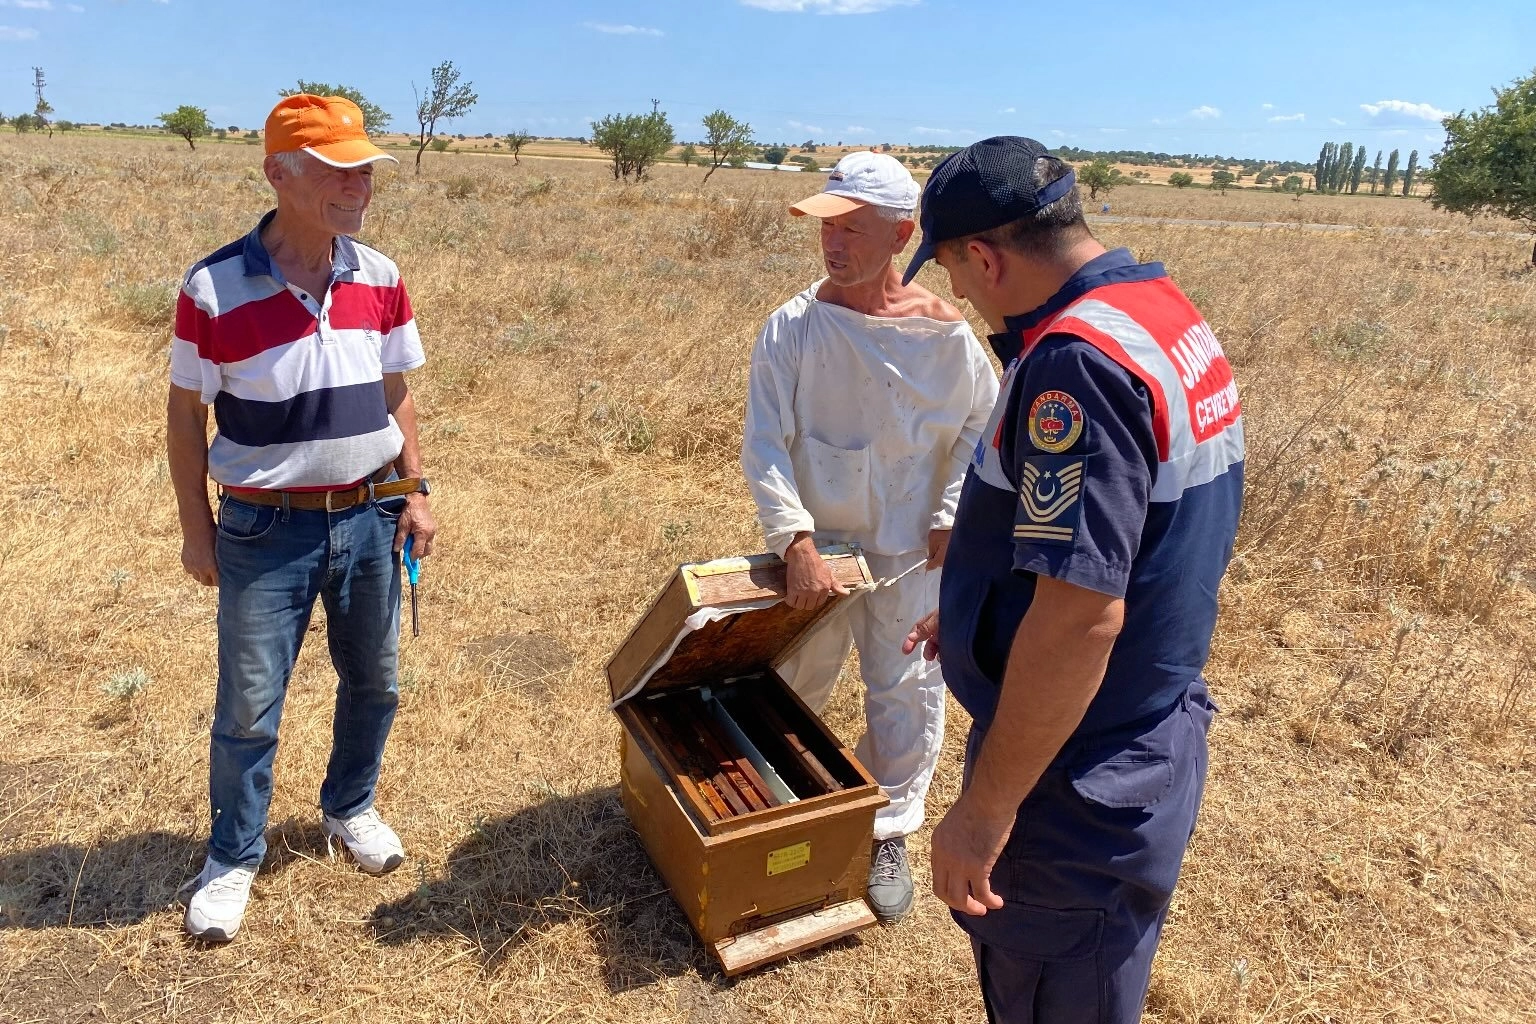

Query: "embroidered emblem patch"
left=1014, top=456, right=1084, bottom=546
left=1027, top=391, right=1085, bottom=453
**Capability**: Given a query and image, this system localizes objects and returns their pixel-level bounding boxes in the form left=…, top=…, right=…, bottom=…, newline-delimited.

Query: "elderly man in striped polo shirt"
left=167, top=95, right=436, bottom=941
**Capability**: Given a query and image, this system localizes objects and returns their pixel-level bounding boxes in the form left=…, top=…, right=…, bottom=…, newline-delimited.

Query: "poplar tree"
left=1402, top=150, right=1420, bottom=196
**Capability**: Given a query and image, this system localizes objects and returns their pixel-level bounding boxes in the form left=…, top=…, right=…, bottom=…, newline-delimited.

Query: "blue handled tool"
left=403, top=535, right=423, bottom=637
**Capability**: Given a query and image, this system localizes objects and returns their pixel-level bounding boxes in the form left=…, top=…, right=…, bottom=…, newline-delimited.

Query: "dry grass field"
left=1, top=134, right=1534, bottom=1024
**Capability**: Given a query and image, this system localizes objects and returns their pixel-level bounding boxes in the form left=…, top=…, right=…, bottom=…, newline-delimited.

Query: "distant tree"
left=1331, top=142, right=1353, bottom=192
left=227, top=124, right=240, bottom=133
left=412, top=60, right=478, bottom=175
left=1369, top=149, right=1383, bottom=193
left=429, top=138, right=451, bottom=153
left=1402, top=149, right=1419, bottom=195
left=56, top=119, right=76, bottom=132
left=1432, top=67, right=1536, bottom=261
left=1168, top=171, right=1195, bottom=188
left=279, top=82, right=391, bottom=136
left=1078, top=158, right=1123, bottom=200
left=1282, top=174, right=1304, bottom=195
left=505, top=130, right=533, bottom=164
left=678, top=143, right=697, bottom=166
left=591, top=102, right=674, bottom=181
left=159, top=105, right=212, bottom=149
left=1315, top=143, right=1330, bottom=192
left=760, top=145, right=789, bottom=166
left=1209, top=169, right=1236, bottom=193
left=801, top=140, right=817, bottom=152
left=701, top=109, right=753, bottom=182
left=1348, top=144, right=1368, bottom=193
left=214, top=128, right=227, bottom=140
left=1382, top=148, right=1401, bottom=195
left=13, top=112, right=35, bottom=134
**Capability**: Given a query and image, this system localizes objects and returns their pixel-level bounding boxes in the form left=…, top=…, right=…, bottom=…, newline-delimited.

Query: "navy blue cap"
left=902, top=136, right=1077, bottom=285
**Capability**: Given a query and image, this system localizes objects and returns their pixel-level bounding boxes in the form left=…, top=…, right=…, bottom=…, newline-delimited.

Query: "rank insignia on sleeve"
left=1014, top=456, right=1084, bottom=546
left=1027, top=391, right=1085, bottom=453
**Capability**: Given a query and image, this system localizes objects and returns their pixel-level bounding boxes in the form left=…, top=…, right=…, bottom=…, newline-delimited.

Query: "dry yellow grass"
left=1, top=134, right=1533, bottom=1024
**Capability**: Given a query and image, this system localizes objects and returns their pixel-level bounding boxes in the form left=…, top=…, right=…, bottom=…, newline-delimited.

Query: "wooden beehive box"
left=606, top=545, right=888, bottom=976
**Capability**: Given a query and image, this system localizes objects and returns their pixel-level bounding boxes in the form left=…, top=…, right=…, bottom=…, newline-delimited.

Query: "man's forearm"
left=967, top=579, right=1124, bottom=817
left=166, top=390, right=213, bottom=533
left=385, top=378, right=424, bottom=478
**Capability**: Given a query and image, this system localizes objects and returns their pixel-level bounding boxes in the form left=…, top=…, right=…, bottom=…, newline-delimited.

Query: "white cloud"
left=787, top=118, right=823, bottom=134
left=844, top=124, right=872, bottom=134
left=583, top=21, right=663, bottom=36
left=1188, top=105, right=1221, bottom=119
left=1150, top=117, right=1166, bottom=125
left=1260, top=102, right=1274, bottom=111
left=0, top=23, right=38, bottom=37
left=999, top=106, right=1015, bottom=114
left=1049, top=130, right=1065, bottom=138
left=0, top=1, right=53, bottom=9
left=66, top=1, right=81, bottom=8
left=913, top=126, right=953, bottom=136
left=1268, top=113, right=1305, bottom=123
left=1330, top=117, right=1346, bottom=126
left=1099, top=127, right=1127, bottom=134
left=741, top=0, right=916, bottom=12
left=1360, top=99, right=1449, bottom=123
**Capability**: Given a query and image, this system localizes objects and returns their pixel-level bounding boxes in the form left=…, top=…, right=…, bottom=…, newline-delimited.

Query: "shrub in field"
left=446, top=175, right=476, bottom=201
left=101, top=667, right=150, bottom=700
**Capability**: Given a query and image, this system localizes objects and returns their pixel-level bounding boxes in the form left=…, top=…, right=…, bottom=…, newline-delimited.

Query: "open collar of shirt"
left=240, top=208, right=360, bottom=287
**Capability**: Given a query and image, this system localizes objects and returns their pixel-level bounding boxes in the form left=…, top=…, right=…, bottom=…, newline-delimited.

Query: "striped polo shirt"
left=169, top=210, right=426, bottom=490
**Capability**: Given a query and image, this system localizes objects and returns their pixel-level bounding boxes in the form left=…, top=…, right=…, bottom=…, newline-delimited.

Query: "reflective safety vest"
left=940, top=268, right=1245, bottom=736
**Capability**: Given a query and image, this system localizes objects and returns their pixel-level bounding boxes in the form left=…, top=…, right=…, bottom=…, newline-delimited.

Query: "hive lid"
left=605, top=545, right=875, bottom=705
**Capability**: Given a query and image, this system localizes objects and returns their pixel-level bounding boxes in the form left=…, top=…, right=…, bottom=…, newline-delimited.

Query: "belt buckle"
left=325, top=489, right=336, bottom=513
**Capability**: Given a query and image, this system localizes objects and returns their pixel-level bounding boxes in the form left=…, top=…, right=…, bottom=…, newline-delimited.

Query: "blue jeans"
left=959, top=680, right=1216, bottom=1024
left=208, top=493, right=403, bottom=868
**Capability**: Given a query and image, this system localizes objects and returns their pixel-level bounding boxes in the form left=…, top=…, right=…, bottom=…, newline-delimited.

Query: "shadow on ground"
left=0, top=829, right=203, bottom=929
left=0, top=814, right=335, bottom=931
left=368, top=785, right=870, bottom=996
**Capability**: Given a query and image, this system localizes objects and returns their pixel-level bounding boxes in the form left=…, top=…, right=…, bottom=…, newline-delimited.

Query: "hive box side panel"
left=619, top=729, right=710, bottom=937
left=697, top=798, right=881, bottom=944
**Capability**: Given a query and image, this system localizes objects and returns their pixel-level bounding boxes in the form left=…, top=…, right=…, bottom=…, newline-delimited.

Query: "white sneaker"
left=183, top=856, right=256, bottom=942
left=322, top=806, right=406, bottom=874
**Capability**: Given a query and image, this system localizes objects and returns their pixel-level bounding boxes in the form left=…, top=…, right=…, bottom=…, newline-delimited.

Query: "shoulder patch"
left=1027, top=391, right=1085, bottom=453
left=1014, top=455, right=1084, bottom=546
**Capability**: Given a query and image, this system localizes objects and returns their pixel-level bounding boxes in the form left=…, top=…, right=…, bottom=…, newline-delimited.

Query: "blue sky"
left=1, top=0, right=1531, bottom=161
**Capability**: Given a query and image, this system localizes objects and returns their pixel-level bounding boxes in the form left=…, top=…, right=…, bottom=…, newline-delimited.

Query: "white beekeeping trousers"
left=777, top=551, right=944, bottom=841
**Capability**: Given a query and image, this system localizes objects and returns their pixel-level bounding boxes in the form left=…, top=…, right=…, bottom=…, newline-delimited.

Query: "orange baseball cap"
left=265, top=94, right=397, bottom=168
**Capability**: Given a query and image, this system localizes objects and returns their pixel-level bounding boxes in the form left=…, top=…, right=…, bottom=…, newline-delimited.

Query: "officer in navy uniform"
left=900, top=137, right=1244, bottom=1023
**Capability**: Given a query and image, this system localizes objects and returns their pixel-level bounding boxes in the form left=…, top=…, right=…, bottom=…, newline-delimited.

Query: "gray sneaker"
left=867, top=836, right=914, bottom=922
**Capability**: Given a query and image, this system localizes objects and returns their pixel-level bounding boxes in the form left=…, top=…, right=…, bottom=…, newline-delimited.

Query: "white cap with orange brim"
left=789, top=151, right=920, bottom=218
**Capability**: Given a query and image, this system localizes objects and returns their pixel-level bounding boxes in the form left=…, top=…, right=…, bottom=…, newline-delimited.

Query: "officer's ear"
left=965, top=238, right=1007, bottom=288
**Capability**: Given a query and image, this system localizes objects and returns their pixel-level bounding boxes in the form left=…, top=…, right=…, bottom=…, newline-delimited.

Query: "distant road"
left=1086, top=213, right=1531, bottom=239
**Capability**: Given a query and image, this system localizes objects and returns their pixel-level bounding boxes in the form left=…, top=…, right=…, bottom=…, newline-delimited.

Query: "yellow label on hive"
left=767, top=842, right=811, bottom=876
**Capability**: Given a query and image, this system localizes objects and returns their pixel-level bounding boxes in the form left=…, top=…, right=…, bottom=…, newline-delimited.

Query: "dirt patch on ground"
left=468, top=632, right=576, bottom=699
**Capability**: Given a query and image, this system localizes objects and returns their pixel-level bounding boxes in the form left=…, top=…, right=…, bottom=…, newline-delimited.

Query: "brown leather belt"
left=226, top=477, right=421, bottom=512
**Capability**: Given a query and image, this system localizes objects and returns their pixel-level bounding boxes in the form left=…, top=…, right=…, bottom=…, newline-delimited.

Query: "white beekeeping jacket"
left=742, top=282, right=1000, bottom=559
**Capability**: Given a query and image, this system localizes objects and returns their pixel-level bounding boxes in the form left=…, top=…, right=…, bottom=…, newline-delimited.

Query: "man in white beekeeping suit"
left=741, top=151, right=999, bottom=921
